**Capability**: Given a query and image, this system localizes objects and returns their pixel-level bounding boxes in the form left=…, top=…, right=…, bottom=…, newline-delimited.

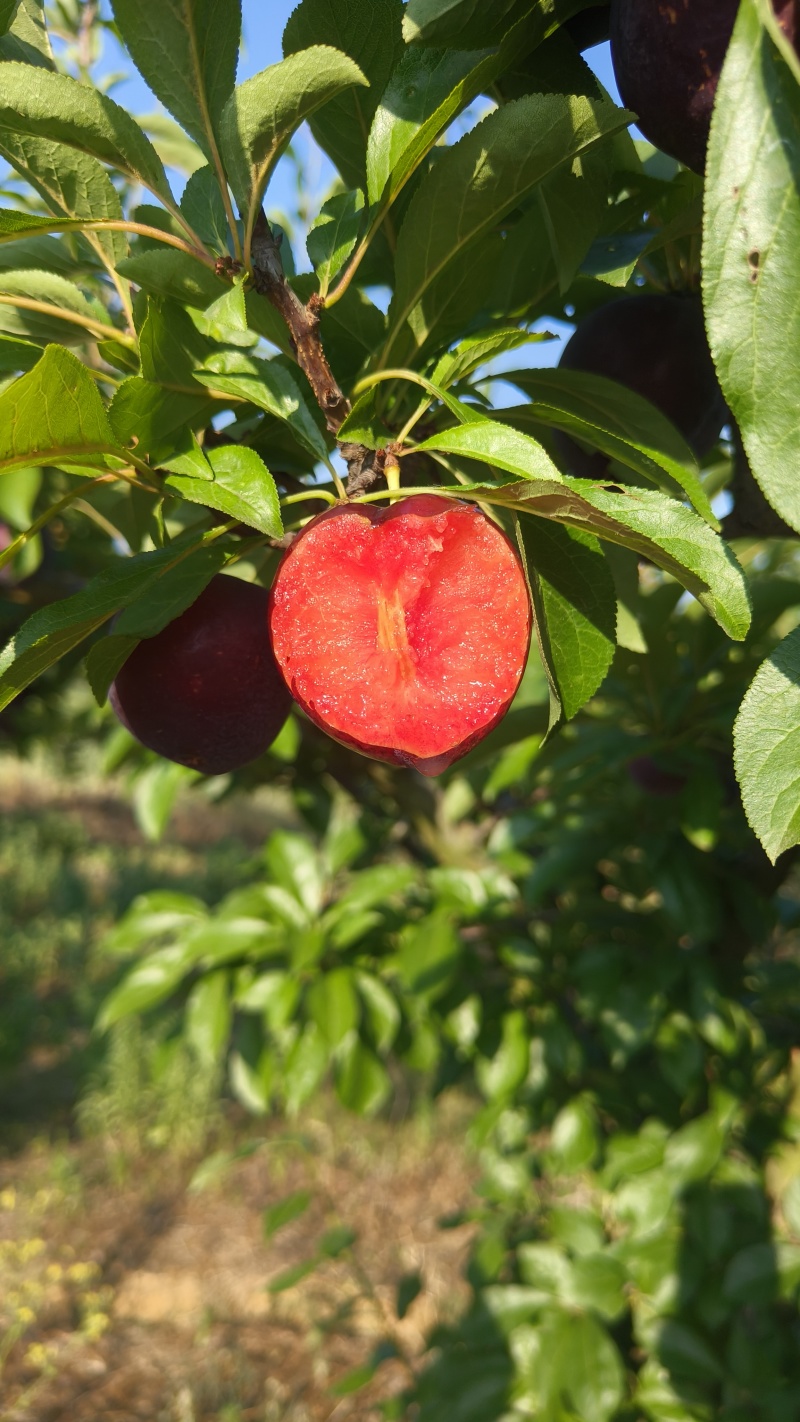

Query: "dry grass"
left=0, top=1097, right=477, bottom=1422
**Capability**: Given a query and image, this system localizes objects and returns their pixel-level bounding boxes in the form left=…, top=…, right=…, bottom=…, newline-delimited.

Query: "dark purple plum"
left=610, top=0, right=798, bottom=174
left=109, top=575, right=291, bottom=775
left=556, top=293, right=726, bottom=477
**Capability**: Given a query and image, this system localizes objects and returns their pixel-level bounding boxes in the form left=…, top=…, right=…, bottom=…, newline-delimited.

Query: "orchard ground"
left=0, top=752, right=475, bottom=1422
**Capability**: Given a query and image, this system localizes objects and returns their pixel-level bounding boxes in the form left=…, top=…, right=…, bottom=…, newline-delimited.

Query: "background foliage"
left=1, top=0, right=800, bottom=1418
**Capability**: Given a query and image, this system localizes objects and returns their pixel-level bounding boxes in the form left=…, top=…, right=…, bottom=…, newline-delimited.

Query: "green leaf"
left=0, top=267, right=114, bottom=345
left=306, top=968, right=360, bottom=1048
left=180, top=164, right=231, bottom=253
left=185, top=969, right=232, bottom=1066
left=430, top=327, right=547, bottom=391
left=356, top=972, right=401, bottom=1054
left=138, top=296, right=213, bottom=390
left=283, top=1022, right=329, bottom=1115
left=267, top=1257, right=320, bottom=1292
left=0, top=134, right=127, bottom=266
left=398, top=909, right=461, bottom=1002
left=663, top=1112, right=725, bottom=1184
left=166, top=445, right=283, bottom=538
left=319, top=1224, right=357, bottom=1257
left=403, top=0, right=587, bottom=47
left=564, top=1253, right=627, bottom=1321
left=654, top=1319, right=723, bottom=1383
left=367, top=45, right=501, bottom=209
left=434, top=478, right=750, bottom=641
left=218, top=47, right=368, bottom=232
left=734, top=627, right=800, bottom=862
left=416, top=416, right=564, bottom=482
left=549, top=1096, right=598, bottom=1171
left=97, top=943, right=197, bottom=1030
left=382, top=90, right=629, bottom=366
left=307, top=188, right=364, bottom=292
left=501, top=364, right=716, bottom=525
left=0, top=464, right=40, bottom=528
left=116, top=249, right=224, bottom=308
left=476, top=1010, right=530, bottom=1100
left=263, top=1189, right=312, bottom=1238
left=0, top=62, right=175, bottom=208
left=196, top=349, right=328, bottom=461
left=266, top=831, right=325, bottom=916
left=111, top=0, right=241, bottom=161
left=335, top=1037, right=391, bottom=1115
left=84, top=634, right=139, bottom=706
left=283, top=0, right=404, bottom=190
left=558, top=1312, right=625, bottom=1422
left=192, top=277, right=253, bottom=345
left=517, top=519, right=616, bottom=729
left=0, top=332, right=42, bottom=372
left=704, top=0, right=800, bottom=531
left=108, top=379, right=214, bottom=457
left=0, top=0, right=53, bottom=68
left=0, top=345, right=117, bottom=474
left=0, top=527, right=228, bottom=710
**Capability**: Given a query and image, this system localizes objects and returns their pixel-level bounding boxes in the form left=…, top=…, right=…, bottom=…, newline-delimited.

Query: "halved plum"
left=269, top=495, right=531, bottom=776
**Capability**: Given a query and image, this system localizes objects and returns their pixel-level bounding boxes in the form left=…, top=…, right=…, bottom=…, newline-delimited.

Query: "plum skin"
left=109, top=575, right=291, bottom=775
left=268, top=495, right=532, bottom=777
left=556, top=293, right=726, bottom=478
left=611, top=0, right=798, bottom=174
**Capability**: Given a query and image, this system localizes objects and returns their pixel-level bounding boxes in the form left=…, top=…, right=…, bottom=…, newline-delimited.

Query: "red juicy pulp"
left=269, top=496, right=531, bottom=775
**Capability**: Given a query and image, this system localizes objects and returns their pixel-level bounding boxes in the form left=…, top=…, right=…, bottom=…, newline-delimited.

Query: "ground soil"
left=0, top=757, right=478, bottom=1422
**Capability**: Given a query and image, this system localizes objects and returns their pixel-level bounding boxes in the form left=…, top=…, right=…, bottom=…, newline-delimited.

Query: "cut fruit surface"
left=269, top=495, right=531, bottom=775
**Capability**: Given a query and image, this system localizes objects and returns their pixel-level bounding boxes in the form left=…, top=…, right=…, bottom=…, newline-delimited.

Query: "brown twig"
left=250, top=211, right=350, bottom=435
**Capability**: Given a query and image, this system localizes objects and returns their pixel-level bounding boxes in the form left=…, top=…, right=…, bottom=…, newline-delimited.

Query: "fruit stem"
left=352, top=486, right=455, bottom=506
left=282, top=489, right=338, bottom=507
left=384, top=455, right=401, bottom=492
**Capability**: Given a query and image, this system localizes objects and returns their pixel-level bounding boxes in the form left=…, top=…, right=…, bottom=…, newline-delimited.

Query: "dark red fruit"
left=109, top=575, right=291, bottom=775
left=627, top=755, right=687, bottom=797
left=557, top=293, right=726, bottom=477
left=268, top=495, right=531, bottom=777
left=611, top=0, right=798, bottom=174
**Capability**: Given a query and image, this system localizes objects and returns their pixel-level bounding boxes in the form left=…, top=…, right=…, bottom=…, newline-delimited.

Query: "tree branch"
left=250, top=211, right=350, bottom=435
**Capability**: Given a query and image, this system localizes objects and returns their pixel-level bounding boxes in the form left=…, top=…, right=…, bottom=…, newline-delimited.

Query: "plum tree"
left=556, top=293, right=726, bottom=476
left=109, top=576, right=291, bottom=775
left=269, top=496, right=531, bottom=776
left=611, top=0, right=797, bottom=173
